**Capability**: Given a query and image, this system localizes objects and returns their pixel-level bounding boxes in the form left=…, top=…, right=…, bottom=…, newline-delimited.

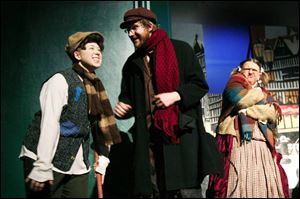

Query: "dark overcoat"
left=118, top=39, right=223, bottom=195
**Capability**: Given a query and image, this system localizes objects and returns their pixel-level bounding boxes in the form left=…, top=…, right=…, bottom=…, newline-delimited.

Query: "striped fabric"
left=220, top=73, right=282, bottom=149
left=227, top=125, right=285, bottom=198
left=72, top=64, right=121, bottom=146
left=219, top=73, right=251, bottom=124
left=208, top=72, right=289, bottom=198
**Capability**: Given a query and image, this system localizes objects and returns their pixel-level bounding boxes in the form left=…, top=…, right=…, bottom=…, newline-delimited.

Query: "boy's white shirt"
left=20, top=73, right=89, bottom=182
left=95, top=155, right=110, bottom=175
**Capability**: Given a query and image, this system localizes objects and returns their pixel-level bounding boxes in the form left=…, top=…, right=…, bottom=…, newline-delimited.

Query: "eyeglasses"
left=241, top=67, right=259, bottom=73
left=124, top=23, right=143, bottom=34
left=124, top=29, right=131, bottom=34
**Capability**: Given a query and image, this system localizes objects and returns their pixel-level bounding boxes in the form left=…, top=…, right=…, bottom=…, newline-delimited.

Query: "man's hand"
left=153, top=91, right=181, bottom=108
left=114, top=102, right=132, bottom=118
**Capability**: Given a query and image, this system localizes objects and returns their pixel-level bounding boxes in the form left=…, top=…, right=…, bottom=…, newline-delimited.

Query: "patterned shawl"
left=219, top=73, right=282, bottom=151
left=72, top=64, right=121, bottom=146
left=136, top=29, right=180, bottom=144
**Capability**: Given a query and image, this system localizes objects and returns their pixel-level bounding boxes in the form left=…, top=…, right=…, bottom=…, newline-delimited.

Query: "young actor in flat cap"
left=114, top=7, right=223, bottom=198
left=19, top=31, right=121, bottom=197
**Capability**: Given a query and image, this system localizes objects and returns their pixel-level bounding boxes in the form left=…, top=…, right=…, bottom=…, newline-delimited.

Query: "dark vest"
left=23, top=68, right=91, bottom=171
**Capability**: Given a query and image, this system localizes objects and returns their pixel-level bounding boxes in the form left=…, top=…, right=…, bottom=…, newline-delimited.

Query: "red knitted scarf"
left=138, top=29, right=180, bottom=144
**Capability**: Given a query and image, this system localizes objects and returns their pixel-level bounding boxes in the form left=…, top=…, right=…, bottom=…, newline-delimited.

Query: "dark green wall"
left=1, top=1, right=134, bottom=197
left=1, top=1, right=172, bottom=197
left=151, top=1, right=172, bottom=36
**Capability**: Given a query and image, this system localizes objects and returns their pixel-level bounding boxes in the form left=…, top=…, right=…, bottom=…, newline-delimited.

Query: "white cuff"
left=238, top=108, right=247, bottom=115
left=95, top=155, right=110, bottom=175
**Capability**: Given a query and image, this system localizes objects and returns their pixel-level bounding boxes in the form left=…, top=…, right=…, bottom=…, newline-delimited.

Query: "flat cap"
left=65, top=31, right=104, bottom=58
left=120, top=7, right=157, bottom=29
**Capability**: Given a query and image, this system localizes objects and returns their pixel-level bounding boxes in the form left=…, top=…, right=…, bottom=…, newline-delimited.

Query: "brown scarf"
left=72, top=64, right=121, bottom=146
left=137, top=29, right=180, bottom=144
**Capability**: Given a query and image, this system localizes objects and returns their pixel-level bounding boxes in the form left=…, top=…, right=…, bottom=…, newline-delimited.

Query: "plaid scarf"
left=137, top=29, right=180, bottom=144
left=72, top=64, right=121, bottom=146
left=219, top=73, right=282, bottom=149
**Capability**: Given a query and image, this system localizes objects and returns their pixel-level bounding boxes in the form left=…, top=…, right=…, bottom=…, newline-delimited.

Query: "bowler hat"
left=65, top=31, right=104, bottom=58
left=120, top=7, right=157, bottom=29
